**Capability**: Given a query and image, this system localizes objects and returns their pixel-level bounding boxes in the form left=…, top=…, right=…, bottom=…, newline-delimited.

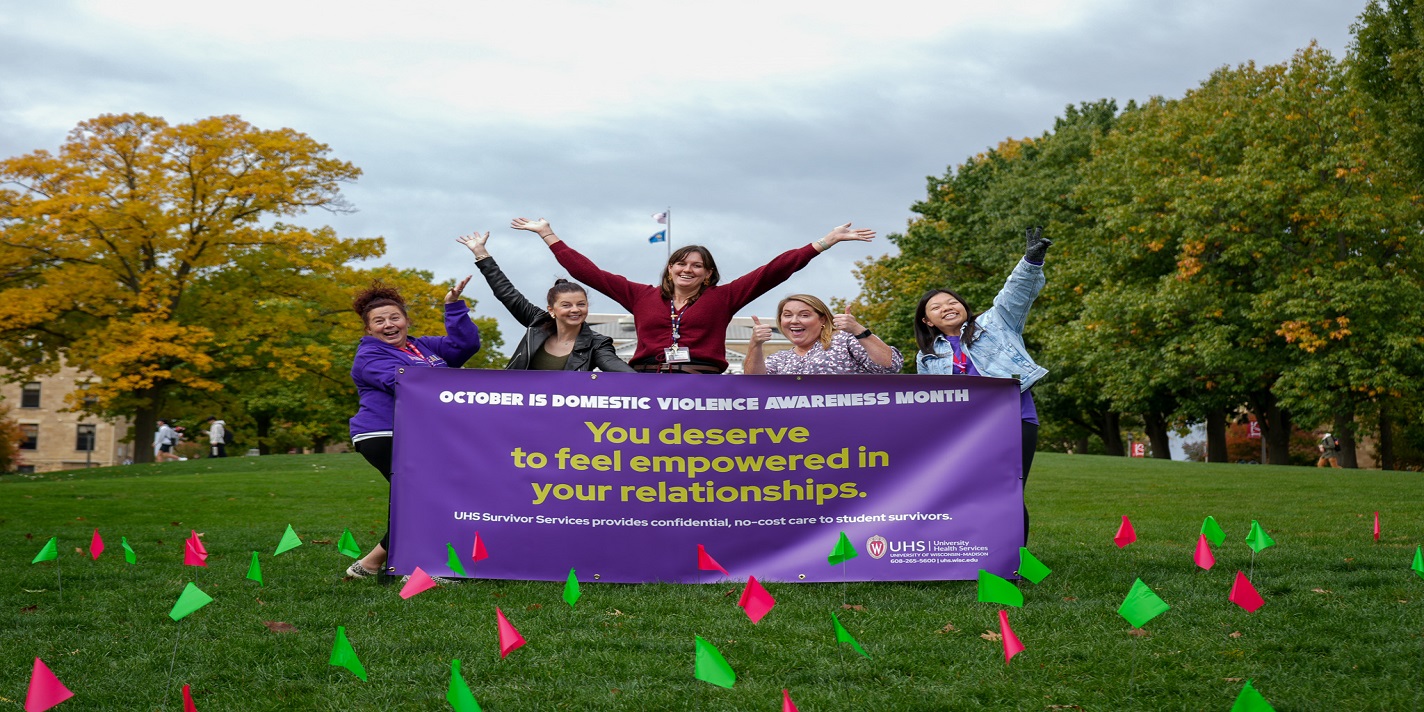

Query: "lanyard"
left=951, top=341, right=969, bottom=374
left=669, top=301, right=690, bottom=347
left=399, top=342, right=430, bottom=364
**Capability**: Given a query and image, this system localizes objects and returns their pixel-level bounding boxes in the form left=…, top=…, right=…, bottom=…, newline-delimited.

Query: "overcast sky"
left=1, top=1, right=1365, bottom=357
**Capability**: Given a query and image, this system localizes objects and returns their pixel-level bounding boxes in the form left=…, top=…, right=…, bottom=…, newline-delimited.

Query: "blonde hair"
left=778, top=294, right=835, bottom=350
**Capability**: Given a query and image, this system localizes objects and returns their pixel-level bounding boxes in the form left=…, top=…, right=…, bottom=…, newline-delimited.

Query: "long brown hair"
left=778, top=294, right=835, bottom=350
left=658, top=246, right=721, bottom=301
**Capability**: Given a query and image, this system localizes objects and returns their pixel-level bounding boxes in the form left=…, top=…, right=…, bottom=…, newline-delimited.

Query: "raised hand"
left=1024, top=226, right=1052, bottom=263
left=456, top=231, right=491, bottom=259
left=445, top=275, right=472, bottom=304
left=749, top=315, right=773, bottom=346
left=831, top=304, right=864, bottom=335
left=823, top=222, right=876, bottom=247
left=511, top=217, right=553, bottom=238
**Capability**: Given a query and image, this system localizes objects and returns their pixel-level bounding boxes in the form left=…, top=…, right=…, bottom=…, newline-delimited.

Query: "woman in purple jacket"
left=345, top=277, right=481, bottom=579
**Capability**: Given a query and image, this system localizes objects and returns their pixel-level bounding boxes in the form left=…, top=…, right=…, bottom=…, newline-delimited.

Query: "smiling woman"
left=743, top=294, right=902, bottom=376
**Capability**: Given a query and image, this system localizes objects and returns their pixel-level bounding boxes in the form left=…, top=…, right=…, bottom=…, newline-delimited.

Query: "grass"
left=3, top=453, right=1422, bottom=711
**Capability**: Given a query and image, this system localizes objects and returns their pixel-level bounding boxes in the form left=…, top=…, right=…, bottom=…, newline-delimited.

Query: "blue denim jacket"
left=915, top=258, right=1048, bottom=392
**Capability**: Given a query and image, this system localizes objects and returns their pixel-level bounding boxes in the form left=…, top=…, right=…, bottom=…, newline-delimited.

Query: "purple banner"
left=390, top=368, right=1023, bottom=583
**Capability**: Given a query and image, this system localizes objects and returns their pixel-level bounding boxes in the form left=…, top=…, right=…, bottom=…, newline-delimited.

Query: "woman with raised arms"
left=458, top=230, right=633, bottom=372
left=743, top=294, right=902, bottom=375
left=511, top=217, right=875, bottom=374
left=914, top=227, right=1050, bottom=540
left=345, top=275, right=481, bottom=580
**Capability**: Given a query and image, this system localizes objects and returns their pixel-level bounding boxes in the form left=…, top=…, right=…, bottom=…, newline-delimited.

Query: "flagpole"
left=164, top=618, right=186, bottom=710
left=665, top=206, right=671, bottom=261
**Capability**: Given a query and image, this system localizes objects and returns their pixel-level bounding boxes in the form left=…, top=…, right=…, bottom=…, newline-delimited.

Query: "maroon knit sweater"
left=550, top=241, right=820, bottom=372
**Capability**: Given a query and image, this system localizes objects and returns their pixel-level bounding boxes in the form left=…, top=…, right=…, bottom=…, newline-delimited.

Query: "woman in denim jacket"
left=913, top=227, right=1050, bottom=540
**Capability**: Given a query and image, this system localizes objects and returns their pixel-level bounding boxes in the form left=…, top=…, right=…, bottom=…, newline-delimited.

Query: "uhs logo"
left=866, top=535, right=887, bottom=559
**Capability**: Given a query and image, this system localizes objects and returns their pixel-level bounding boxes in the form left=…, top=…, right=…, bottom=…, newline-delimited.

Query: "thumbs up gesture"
left=832, top=305, right=863, bottom=335
left=749, top=315, right=773, bottom=346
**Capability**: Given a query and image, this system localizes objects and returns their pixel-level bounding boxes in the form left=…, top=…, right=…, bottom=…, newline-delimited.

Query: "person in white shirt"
left=207, top=417, right=228, bottom=458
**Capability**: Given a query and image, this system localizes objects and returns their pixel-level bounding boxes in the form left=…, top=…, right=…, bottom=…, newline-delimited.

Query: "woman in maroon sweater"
left=511, top=217, right=875, bottom=373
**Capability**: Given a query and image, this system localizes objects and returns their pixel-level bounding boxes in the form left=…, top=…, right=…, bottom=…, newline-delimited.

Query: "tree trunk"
left=1143, top=410, right=1172, bottom=459
left=133, top=390, right=160, bottom=464
left=1205, top=408, right=1229, bottom=463
left=1379, top=398, right=1395, bottom=471
left=1074, top=437, right=1090, bottom=455
left=312, top=436, right=328, bottom=454
left=1333, top=411, right=1358, bottom=469
left=256, top=413, right=272, bottom=456
left=1101, top=411, right=1126, bottom=456
left=1250, top=391, right=1293, bottom=466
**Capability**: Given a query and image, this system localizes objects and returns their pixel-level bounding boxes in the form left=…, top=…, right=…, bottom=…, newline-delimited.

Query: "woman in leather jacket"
left=459, top=231, right=634, bottom=372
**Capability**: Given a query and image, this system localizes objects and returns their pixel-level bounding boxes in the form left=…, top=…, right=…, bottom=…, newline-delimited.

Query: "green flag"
left=446, top=659, right=481, bottom=711
left=274, top=524, right=303, bottom=555
left=831, top=612, right=870, bottom=658
left=693, top=635, right=736, bottom=688
left=1245, top=520, right=1275, bottom=553
left=444, top=543, right=468, bottom=577
left=1412, top=546, right=1423, bottom=580
left=1201, top=516, right=1227, bottom=547
left=337, top=528, right=361, bottom=559
left=330, top=626, right=368, bottom=681
left=169, top=582, right=214, bottom=621
left=827, top=531, right=858, bottom=565
left=1017, top=548, right=1052, bottom=585
left=121, top=536, right=137, bottom=565
left=247, top=551, right=263, bottom=586
left=31, top=536, right=58, bottom=564
left=1230, top=679, right=1275, bottom=711
left=562, top=568, right=581, bottom=608
left=977, top=569, right=1024, bottom=607
left=1117, top=578, right=1170, bottom=628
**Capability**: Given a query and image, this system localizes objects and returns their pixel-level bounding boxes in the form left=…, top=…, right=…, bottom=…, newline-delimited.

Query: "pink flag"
left=471, top=532, right=489, bottom=563
left=1194, top=533, right=1215, bottom=571
left=697, top=544, right=729, bottom=576
left=782, top=688, right=799, bottom=712
left=89, top=529, right=104, bottom=561
left=182, top=684, right=197, bottom=712
left=737, top=575, right=776, bottom=624
left=1114, top=516, right=1136, bottom=548
left=998, top=610, right=1025, bottom=664
left=1228, top=571, right=1264, bottom=613
left=183, top=539, right=207, bottom=568
left=25, top=657, right=74, bottom=712
left=496, top=606, right=526, bottom=658
left=188, top=530, right=208, bottom=557
left=1373, top=511, right=1380, bottom=541
left=399, top=567, right=438, bottom=599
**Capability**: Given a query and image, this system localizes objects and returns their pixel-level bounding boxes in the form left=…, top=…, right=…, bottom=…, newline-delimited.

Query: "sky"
left=1, top=0, right=1366, bottom=357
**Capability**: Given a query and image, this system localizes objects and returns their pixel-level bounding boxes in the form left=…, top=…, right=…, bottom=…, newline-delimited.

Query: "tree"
left=0, top=401, right=24, bottom=472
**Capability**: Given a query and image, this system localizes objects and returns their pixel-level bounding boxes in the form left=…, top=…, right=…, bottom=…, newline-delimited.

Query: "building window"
left=17, top=465, right=35, bottom=474
left=21, top=383, right=41, bottom=409
left=20, top=424, right=38, bottom=450
left=76, top=424, right=97, bottom=452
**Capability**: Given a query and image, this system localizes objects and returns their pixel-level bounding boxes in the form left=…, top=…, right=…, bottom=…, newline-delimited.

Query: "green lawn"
left=3, top=454, right=1422, bottom=711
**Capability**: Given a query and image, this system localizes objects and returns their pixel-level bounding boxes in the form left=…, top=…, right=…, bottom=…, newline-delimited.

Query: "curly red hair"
left=352, top=281, right=407, bottom=326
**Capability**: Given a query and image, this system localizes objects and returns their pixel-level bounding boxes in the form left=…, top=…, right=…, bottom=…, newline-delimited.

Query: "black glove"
left=1024, top=226, right=1051, bottom=263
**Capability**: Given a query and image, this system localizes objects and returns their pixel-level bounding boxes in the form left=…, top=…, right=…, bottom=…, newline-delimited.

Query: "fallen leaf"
left=1312, top=588, right=1332, bottom=594
left=525, top=604, right=543, bottom=611
left=25, top=533, right=33, bottom=540
left=491, top=593, right=505, bottom=598
left=156, top=540, right=163, bottom=545
left=1344, top=558, right=1354, bottom=562
left=21, top=605, right=38, bottom=613
left=1400, top=600, right=1410, bottom=604
left=1046, top=706, right=1085, bottom=710
left=170, top=522, right=181, bottom=527
left=1229, top=631, right=1243, bottom=639
left=74, top=548, right=83, bottom=554
left=23, top=589, right=47, bottom=594
left=262, top=621, right=298, bottom=633
left=310, top=539, right=332, bottom=545
left=938, top=623, right=957, bottom=634
left=607, top=609, right=626, bottom=617
left=255, top=598, right=265, bottom=605
left=1127, top=629, right=1151, bottom=637
left=1062, top=596, right=1078, bottom=602
left=610, top=689, right=620, bottom=695
left=74, top=517, right=85, bottom=521
left=1223, top=677, right=1244, bottom=683
left=980, top=631, right=1002, bottom=642
left=842, top=604, right=867, bottom=611
left=723, top=589, right=738, bottom=597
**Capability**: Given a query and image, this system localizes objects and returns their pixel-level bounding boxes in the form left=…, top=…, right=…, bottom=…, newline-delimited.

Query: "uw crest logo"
left=866, top=535, right=888, bottom=559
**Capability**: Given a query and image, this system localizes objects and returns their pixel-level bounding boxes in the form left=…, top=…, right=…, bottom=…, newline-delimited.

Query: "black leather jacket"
left=476, top=257, right=635, bottom=372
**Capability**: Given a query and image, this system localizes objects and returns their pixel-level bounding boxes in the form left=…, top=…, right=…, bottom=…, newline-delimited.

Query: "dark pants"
left=210, top=444, right=227, bottom=458
left=1022, top=420, right=1039, bottom=544
left=355, top=436, right=394, bottom=553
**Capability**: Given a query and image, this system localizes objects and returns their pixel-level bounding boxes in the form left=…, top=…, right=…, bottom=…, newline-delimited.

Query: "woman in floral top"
left=743, top=294, right=902, bottom=375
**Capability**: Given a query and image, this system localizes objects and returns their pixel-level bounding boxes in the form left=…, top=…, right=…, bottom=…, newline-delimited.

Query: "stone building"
left=1, top=364, right=132, bottom=473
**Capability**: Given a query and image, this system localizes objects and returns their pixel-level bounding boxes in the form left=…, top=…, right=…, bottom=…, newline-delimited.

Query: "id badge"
left=664, top=346, right=691, bottom=363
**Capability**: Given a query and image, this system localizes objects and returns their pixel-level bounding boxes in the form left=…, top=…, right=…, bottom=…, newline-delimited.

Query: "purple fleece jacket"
left=348, top=301, right=481, bottom=439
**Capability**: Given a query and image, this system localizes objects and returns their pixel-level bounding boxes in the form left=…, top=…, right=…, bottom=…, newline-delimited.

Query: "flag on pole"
left=697, top=544, right=729, bottom=576
left=1201, top=516, right=1227, bottom=546
left=399, top=567, right=438, bottom=599
left=1117, top=578, right=1169, bottom=628
left=737, top=576, right=776, bottom=624
left=169, top=583, right=214, bottom=621
left=1194, top=534, right=1215, bottom=570
left=188, top=531, right=207, bottom=557
left=563, top=568, right=581, bottom=608
left=32, top=537, right=58, bottom=564
left=447, top=659, right=482, bottom=711
left=831, top=612, right=870, bottom=658
left=1228, top=571, right=1265, bottom=613
left=782, top=688, right=799, bottom=712
left=1373, top=511, right=1380, bottom=541
left=1413, top=546, right=1424, bottom=580
left=828, top=531, right=859, bottom=565
left=329, top=626, right=368, bottom=681
left=445, top=543, right=468, bottom=577
left=977, top=569, right=1024, bottom=607
left=1114, top=516, right=1137, bottom=548
left=246, top=552, right=263, bottom=586
left=183, top=539, right=207, bottom=567
left=121, top=537, right=137, bottom=565
left=89, top=529, right=104, bottom=561
left=471, top=532, right=489, bottom=563
left=496, top=607, right=526, bottom=658
left=274, top=525, right=302, bottom=555
left=1245, top=520, right=1275, bottom=553
left=337, top=529, right=361, bottom=558
left=1017, top=547, right=1051, bottom=584
left=693, top=635, right=736, bottom=688
left=652, top=211, right=668, bottom=224
left=25, top=658, right=74, bottom=712
left=1230, top=679, right=1275, bottom=711
left=648, top=230, right=667, bottom=244
left=998, top=609, right=1025, bottom=664
left=182, top=683, right=197, bottom=712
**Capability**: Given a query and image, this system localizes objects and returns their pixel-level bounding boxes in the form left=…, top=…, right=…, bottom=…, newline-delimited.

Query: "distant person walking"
left=154, top=419, right=181, bottom=463
left=207, top=416, right=228, bottom=458
left=1317, top=432, right=1341, bottom=468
